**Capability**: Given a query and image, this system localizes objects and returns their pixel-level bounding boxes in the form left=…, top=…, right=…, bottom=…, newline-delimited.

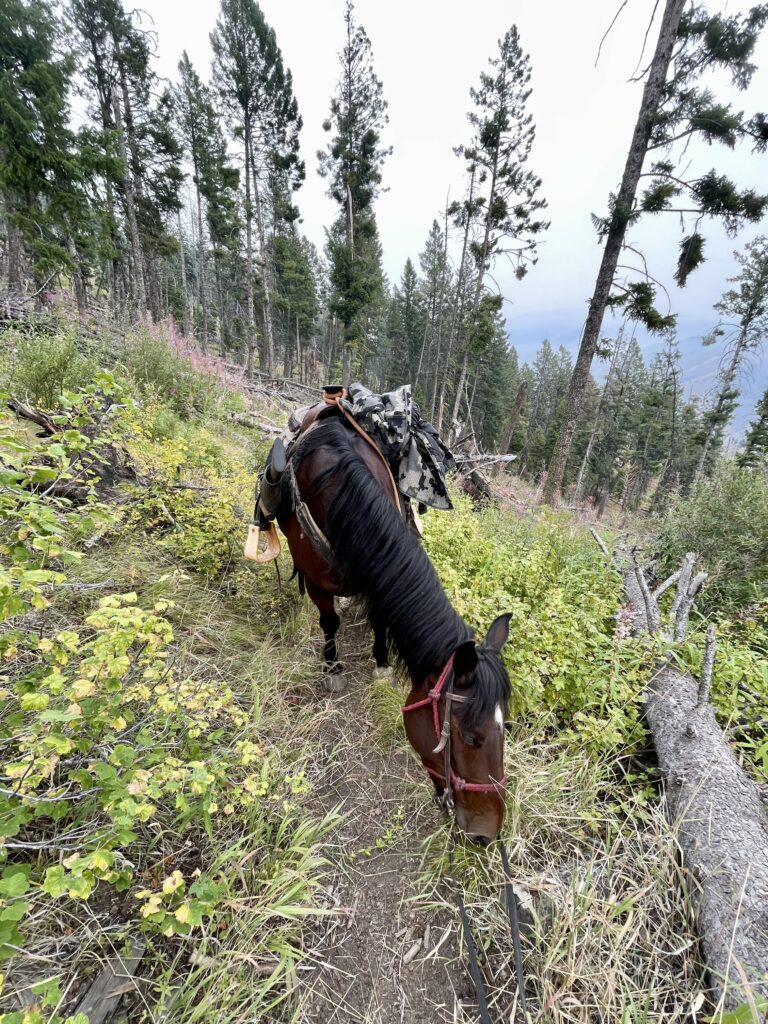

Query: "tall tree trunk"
left=65, top=232, right=87, bottom=318
left=254, top=187, right=275, bottom=375
left=693, top=326, right=749, bottom=482
left=195, top=187, right=208, bottom=351
left=177, top=209, right=190, bottom=335
left=118, top=62, right=160, bottom=322
left=5, top=197, right=22, bottom=292
left=439, top=166, right=477, bottom=433
left=112, top=93, right=147, bottom=319
left=542, top=0, right=687, bottom=505
left=429, top=204, right=451, bottom=421
left=243, top=119, right=257, bottom=378
left=452, top=112, right=502, bottom=435
left=495, top=381, right=527, bottom=477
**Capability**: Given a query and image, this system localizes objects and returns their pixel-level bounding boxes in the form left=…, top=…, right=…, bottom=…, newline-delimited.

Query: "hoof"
left=373, top=665, right=396, bottom=687
left=322, top=671, right=348, bottom=693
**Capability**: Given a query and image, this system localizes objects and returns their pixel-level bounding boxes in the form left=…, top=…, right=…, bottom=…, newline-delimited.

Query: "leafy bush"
left=424, top=500, right=654, bottom=755
left=655, top=459, right=768, bottom=611
left=118, top=326, right=216, bottom=419
left=0, top=372, right=328, bottom=1007
left=0, top=327, right=97, bottom=409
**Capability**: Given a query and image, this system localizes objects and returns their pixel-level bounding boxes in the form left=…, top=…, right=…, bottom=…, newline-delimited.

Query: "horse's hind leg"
left=306, top=581, right=345, bottom=692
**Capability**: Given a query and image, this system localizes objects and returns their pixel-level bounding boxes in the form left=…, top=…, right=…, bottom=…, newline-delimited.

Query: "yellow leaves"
left=162, top=870, right=184, bottom=895
left=38, top=638, right=54, bottom=654
left=174, top=903, right=191, bottom=925
left=71, top=679, right=96, bottom=699
left=109, top=716, right=127, bottom=731
left=139, top=894, right=163, bottom=918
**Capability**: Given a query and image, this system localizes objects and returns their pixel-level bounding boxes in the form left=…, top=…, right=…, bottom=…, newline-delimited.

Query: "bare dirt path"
left=291, top=607, right=478, bottom=1024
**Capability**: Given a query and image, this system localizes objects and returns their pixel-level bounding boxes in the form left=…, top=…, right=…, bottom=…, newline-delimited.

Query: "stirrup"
left=243, top=522, right=281, bottom=563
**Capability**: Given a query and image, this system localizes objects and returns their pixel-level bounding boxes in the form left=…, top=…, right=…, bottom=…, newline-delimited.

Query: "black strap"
left=456, top=891, right=493, bottom=1024
left=500, top=843, right=528, bottom=1019
left=448, top=835, right=493, bottom=1024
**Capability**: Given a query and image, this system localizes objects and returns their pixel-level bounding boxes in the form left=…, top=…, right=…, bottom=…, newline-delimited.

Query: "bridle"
left=402, top=648, right=527, bottom=1023
left=401, top=647, right=507, bottom=812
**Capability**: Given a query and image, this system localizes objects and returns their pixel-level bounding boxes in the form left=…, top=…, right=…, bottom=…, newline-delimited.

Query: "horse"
left=273, top=413, right=512, bottom=843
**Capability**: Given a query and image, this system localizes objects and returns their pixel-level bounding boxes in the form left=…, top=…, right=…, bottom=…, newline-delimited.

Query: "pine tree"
left=318, top=0, right=390, bottom=385
left=449, top=26, right=548, bottom=430
left=543, top=0, right=768, bottom=505
left=416, top=217, right=452, bottom=415
left=175, top=53, right=216, bottom=347
left=0, top=0, right=98, bottom=302
left=212, top=0, right=304, bottom=376
left=740, top=386, right=768, bottom=465
left=385, top=259, right=423, bottom=389
left=694, top=236, right=768, bottom=479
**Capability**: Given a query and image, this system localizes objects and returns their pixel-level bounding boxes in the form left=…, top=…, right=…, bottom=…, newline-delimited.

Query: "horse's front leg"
left=306, top=581, right=345, bottom=692
left=369, top=606, right=394, bottom=685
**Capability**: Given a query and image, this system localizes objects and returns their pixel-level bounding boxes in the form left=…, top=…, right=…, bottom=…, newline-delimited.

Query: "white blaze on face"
left=494, top=705, right=504, bottom=733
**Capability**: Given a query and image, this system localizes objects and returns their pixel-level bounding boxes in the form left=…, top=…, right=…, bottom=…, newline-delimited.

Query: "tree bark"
left=495, top=381, right=527, bottom=477
left=542, top=0, right=687, bottom=506
left=645, top=664, right=768, bottom=1012
left=195, top=187, right=208, bottom=351
left=249, top=148, right=275, bottom=376
left=5, top=196, right=23, bottom=292
left=242, top=119, right=257, bottom=378
left=111, top=93, right=147, bottom=319
left=118, top=61, right=159, bottom=322
left=598, top=538, right=768, bottom=1011
left=177, top=209, right=190, bottom=336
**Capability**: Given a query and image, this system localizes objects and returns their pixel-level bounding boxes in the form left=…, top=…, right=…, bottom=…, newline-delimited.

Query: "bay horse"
left=274, top=414, right=511, bottom=842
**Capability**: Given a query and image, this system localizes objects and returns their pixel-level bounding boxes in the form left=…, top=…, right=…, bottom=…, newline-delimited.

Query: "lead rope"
left=441, top=679, right=528, bottom=1022
left=500, top=843, right=529, bottom=1020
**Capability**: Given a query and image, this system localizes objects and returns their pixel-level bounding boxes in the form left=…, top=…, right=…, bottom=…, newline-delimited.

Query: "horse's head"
left=403, top=614, right=511, bottom=844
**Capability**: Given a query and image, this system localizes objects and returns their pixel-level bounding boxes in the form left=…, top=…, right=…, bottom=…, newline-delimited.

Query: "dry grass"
left=409, top=724, right=708, bottom=1023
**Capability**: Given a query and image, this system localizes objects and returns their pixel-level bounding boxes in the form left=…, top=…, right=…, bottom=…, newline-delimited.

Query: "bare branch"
left=697, top=626, right=717, bottom=708
left=653, top=568, right=681, bottom=601
left=590, top=526, right=611, bottom=558
left=632, top=557, right=659, bottom=632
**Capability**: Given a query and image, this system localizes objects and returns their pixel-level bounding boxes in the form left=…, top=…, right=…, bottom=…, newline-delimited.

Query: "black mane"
left=294, top=418, right=510, bottom=727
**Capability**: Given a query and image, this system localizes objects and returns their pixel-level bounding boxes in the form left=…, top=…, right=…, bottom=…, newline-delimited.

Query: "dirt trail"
left=293, top=608, right=477, bottom=1024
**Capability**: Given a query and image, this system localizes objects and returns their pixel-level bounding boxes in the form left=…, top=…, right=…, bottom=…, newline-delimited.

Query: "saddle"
left=245, top=387, right=403, bottom=565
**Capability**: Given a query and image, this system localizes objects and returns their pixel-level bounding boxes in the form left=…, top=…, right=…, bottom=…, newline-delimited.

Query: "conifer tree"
left=385, top=259, right=423, bottom=390
left=694, top=236, right=768, bottom=479
left=740, top=386, right=768, bottom=465
left=318, top=0, right=390, bottom=384
left=450, top=25, right=547, bottom=428
left=0, top=0, right=97, bottom=301
left=212, top=0, right=304, bottom=375
left=543, top=0, right=768, bottom=505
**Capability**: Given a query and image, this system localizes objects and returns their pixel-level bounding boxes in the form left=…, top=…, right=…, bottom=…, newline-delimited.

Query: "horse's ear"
left=453, top=639, right=478, bottom=681
left=484, top=613, right=511, bottom=652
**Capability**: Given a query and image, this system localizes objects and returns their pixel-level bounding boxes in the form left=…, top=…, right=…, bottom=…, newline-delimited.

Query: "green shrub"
left=424, top=499, right=654, bottom=756
left=655, top=459, right=768, bottom=611
left=1, top=327, right=97, bottom=409
left=118, top=328, right=214, bottom=418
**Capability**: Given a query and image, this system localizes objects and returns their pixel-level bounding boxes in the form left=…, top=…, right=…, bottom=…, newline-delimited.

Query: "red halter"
left=401, top=650, right=507, bottom=796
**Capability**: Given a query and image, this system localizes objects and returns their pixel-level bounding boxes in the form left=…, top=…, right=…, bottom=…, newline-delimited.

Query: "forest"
left=1, top=0, right=768, bottom=1022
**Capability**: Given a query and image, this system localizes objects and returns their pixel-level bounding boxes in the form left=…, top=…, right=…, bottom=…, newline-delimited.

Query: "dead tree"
left=592, top=531, right=768, bottom=1012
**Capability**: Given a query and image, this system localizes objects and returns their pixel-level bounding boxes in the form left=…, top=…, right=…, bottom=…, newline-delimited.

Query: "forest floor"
left=293, top=608, right=472, bottom=1024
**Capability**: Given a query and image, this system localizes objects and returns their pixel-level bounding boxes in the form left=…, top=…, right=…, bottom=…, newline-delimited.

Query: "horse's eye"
left=461, top=731, right=484, bottom=748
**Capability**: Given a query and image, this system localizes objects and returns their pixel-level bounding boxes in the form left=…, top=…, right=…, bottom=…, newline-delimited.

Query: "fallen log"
left=594, top=534, right=768, bottom=1012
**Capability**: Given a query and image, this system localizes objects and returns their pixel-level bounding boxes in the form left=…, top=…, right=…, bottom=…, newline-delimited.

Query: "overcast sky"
left=131, top=0, right=768, bottom=427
